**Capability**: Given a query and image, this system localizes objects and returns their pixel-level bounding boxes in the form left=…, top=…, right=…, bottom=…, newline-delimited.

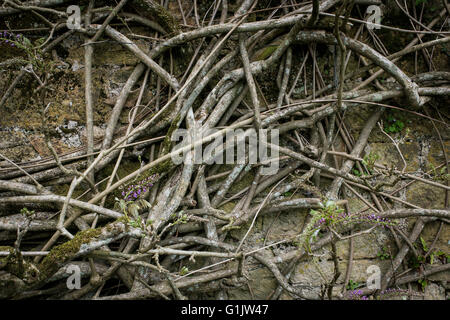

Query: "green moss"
left=161, top=110, right=182, bottom=154
left=228, top=170, right=255, bottom=194
left=0, top=246, right=13, bottom=252
left=92, top=45, right=139, bottom=66
left=100, top=161, right=141, bottom=183
left=137, top=160, right=173, bottom=182
left=115, top=215, right=129, bottom=224
left=52, top=183, right=85, bottom=199
left=131, top=0, right=180, bottom=35
left=38, top=228, right=102, bottom=281
left=254, top=45, right=279, bottom=61
left=218, top=202, right=236, bottom=214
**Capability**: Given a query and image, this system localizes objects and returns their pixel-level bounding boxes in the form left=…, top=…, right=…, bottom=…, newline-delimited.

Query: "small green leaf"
left=420, top=236, right=428, bottom=252
left=418, top=278, right=428, bottom=291
left=22, top=37, right=32, bottom=47
left=180, top=266, right=189, bottom=276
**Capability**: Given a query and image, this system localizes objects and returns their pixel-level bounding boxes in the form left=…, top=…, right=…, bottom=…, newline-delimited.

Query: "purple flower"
left=122, top=174, right=159, bottom=201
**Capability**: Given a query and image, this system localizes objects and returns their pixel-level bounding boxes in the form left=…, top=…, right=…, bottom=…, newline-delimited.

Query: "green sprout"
left=418, top=278, right=428, bottom=292
left=346, top=279, right=362, bottom=291
left=179, top=266, right=189, bottom=276
left=362, top=152, right=380, bottom=174
left=384, top=113, right=405, bottom=134
left=20, top=207, right=35, bottom=217
left=377, top=246, right=391, bottom=260
left=428, top=163, right=449, bottom=182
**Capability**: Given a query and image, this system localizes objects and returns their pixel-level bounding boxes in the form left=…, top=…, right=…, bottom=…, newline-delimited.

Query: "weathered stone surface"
left=345, top=197, right=369, bottom=213
left=290, top=259, right=391, bottom=299
left=345, top=105, right=375, bottom=133
left=80, top=125, right=105, bottom=143
left=336, top=228, right=395, bottom=260
left=406, top=182, right=445, bottom=209
left=261, top=208, right=309, bottom=242
left=423, top=282, right=446, bottom=300
left=227, top=266, right=277, bottom=300
left=28, top=134, right=51, bottom=157
left=427, top=140, right=450, bottom=168
left=369, top=142, right=420, bottom=171
left=28, top=129, right=82, bottom=157
left=0, top=130, right=26, bottom=149
left=420, top=221, right=450, bottom=258
left=67, top=41, right=144, bottom=67
left=0, top=130, right=38, bottom=162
